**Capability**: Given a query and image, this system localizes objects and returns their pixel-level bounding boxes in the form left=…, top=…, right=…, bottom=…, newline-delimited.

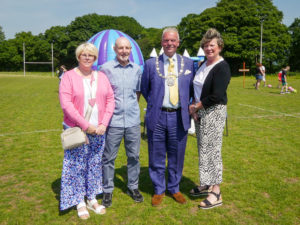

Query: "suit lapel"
left=159, top=55, right=164, bottom=75
left=176, top=54, right=182, bottom=74
left=176, top=54, right=184, bottom=87
left=158, top=55, right=165, bottom=89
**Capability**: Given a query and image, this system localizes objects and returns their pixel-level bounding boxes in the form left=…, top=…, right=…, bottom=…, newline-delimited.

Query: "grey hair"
left=162, top=27, right=180, bottom=40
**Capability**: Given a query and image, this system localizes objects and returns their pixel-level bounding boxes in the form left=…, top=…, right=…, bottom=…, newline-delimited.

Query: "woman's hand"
left=189, top=104, right=196, bottom=115
left=191, top=112, right=199, bottom=122
left=189, top=102, right=202, bottom=115
left=86, top=125, right=97, bottom=134
left=96, top=124, right=107, bottom=135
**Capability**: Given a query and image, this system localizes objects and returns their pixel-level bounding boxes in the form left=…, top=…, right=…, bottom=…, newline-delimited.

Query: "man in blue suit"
left=141, top=27, right=194, bottom=206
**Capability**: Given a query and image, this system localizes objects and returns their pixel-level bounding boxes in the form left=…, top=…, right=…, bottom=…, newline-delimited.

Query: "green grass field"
left=0, top=72, right=299, bottom=225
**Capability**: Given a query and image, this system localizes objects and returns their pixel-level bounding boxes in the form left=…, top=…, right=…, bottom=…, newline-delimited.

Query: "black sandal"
left=198, top=191, right=222, bottom=209
left=189, top=185, right=212, bottom=196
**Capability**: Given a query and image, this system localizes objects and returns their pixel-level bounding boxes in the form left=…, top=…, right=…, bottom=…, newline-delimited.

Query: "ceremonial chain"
left=155, top=55, right=185, bottom=79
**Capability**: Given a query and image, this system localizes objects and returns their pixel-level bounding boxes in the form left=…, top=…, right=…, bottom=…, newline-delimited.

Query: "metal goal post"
left=23, top=42, right=54, bottom=77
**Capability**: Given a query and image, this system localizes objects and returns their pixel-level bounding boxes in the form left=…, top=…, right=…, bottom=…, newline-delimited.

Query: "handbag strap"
left=84, top=71, right=98, bottom=122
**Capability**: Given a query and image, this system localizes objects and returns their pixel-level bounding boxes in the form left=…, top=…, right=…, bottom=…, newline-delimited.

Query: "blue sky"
left=0, top=0, right=299, bottom=40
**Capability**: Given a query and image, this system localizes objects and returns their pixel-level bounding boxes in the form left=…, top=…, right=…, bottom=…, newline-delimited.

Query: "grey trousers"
left=103, top=125, right=141, bottom=193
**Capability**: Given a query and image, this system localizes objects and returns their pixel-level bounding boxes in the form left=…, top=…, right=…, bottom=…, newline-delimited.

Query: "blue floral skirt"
left=60, top=134, right=105, bottom=210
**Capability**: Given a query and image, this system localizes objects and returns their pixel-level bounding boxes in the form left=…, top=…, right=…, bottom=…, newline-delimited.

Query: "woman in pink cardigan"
left=59, top=43, right=115, bottom=219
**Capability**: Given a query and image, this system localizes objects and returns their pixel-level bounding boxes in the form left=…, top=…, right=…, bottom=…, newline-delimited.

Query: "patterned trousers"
left=195, top=104, right=226, bottom=186
left=60, top=134, right=105, bottom=210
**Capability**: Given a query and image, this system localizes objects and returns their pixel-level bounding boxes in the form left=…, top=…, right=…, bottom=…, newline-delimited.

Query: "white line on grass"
left=233, top=115, right=285, bottom=119
left=239, top=104, right=300, bottom=118
left=0, top=129, right=61, bottom=137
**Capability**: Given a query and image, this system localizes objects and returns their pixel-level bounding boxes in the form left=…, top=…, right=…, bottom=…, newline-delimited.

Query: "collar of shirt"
left=163, top=53, right=177, bottom=64
left=194, top=57, right=224, bottom=85
left=113, top=58, right=134, bottom=68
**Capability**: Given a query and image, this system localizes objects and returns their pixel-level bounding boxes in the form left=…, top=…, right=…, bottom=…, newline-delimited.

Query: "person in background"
left=100, top=37, right=143, bottom=208
left=280, top=66, right=290, bottom=94
left=261, top=64, right=266, bottom=87
left=277, top=69, right=283, bottom=88
left=141, top=27, right=194, bottom=207
left=189, top=28, right=231, bottom=209
left=255, top=63, right=263, bottom=90
left=58, top=65, right=67, bottom=81
left=59, top=42, right=115, bottom=219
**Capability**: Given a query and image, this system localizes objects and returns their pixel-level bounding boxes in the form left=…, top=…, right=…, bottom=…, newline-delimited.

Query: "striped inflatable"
left=87, top=29, right=144, bottom=71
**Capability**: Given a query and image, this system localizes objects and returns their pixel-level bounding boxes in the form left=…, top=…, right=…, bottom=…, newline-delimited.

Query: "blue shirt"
left=100, top=59, right=142, bottom=128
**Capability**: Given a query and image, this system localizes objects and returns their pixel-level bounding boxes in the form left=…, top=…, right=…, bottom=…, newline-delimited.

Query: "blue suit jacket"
left=141, top=54, right=194, bottom=131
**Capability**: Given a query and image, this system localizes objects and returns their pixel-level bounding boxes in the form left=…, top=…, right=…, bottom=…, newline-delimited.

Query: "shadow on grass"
left=114, top=166, right=152, bottom=194
left=51, top=178, right=74, bottom=216
left=51, top=165, right=197, bottom=213
left=140, top=122, right=148, bottom=141
left=114, top=166, right=197, bottom=198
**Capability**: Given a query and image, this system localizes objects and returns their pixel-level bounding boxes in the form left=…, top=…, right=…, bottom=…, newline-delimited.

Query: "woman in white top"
left=189, top=28, right=231, bottom=209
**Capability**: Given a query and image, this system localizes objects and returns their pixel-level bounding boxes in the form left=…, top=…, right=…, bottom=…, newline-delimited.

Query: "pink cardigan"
left=59, top=69, right=115, bottom=131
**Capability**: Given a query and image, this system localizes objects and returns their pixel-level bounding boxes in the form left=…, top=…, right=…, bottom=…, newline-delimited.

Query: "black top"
left=282, top=69, right=287, bottom=76
left=256, top=66, right=262, bottom=75
left=200, top=60, right=231, bottom=109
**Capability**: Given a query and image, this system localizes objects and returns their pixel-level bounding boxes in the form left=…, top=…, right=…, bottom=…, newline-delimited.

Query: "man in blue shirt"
left=100, top=37, right=143, bottom=207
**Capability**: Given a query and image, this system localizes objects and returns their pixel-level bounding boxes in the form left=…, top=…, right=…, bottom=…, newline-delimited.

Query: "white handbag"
left=61, top=127, right=87, bottom=150
left=61, top=71, right=98, bottom=150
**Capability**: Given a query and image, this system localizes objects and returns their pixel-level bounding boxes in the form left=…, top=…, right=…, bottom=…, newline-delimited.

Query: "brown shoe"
left=172, top=192, right=187, bottom=204
left=151, top=193, right=165, bottom=207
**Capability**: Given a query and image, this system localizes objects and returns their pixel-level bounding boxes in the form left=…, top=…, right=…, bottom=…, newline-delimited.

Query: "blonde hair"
left=200, top=28, right=224, bottom=49
left=75, top=42, right=98, bottom=61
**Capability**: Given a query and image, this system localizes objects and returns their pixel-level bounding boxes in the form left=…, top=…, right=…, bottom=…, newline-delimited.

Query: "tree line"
left=0, top=0, right=299, bottom=74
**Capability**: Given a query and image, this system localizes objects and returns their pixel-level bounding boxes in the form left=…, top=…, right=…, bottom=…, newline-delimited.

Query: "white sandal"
left=77, top=202, right=90, bottom=220
left=87, top=199, right=106, bottom=215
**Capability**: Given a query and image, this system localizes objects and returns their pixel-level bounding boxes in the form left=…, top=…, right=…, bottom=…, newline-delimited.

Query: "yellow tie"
left=168, top=58, right=178, bottom=106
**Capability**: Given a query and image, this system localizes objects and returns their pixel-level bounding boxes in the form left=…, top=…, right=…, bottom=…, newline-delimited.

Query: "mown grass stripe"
left=0, top=129, right=61, bottom=137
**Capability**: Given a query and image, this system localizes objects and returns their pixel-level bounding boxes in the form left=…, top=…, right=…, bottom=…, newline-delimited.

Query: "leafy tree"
left=137, top=28, right=162, bottom=60
left=0, top=14, right=146, bottom=71
left=177, top=0, right=291, bottom=73
left=0, top=26, right=5, bottom=42
left=17, top=32, right=52, bottom=71
left=0, top=39, right=22, bottom=71
left=0, top=31, right=52, bottom=71
left=288, top=18, right=300, bottom=71
left=43, top=26, right=70, bottom=67
left=64, top=14, right=145, bottom=67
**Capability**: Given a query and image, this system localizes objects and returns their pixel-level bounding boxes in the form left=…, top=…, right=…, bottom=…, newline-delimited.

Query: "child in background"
left=255, top=63, right=263, bottom=90
left=261, top=64, right=266, bottom=87
left=277, top=69, right=282, bottom=88
left=58, top=65, right=67, bottom=81
left=280, top=66, right=290, bottom=94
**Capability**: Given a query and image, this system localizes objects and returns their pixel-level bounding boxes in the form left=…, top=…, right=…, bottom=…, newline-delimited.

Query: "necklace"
left=166, top=76, right=176, bottom=86
left=155, top=55, right=185, bottom=86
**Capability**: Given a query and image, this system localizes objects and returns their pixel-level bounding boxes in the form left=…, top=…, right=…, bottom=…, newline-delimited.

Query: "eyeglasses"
left=80, top=53, right=95, bottom=59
